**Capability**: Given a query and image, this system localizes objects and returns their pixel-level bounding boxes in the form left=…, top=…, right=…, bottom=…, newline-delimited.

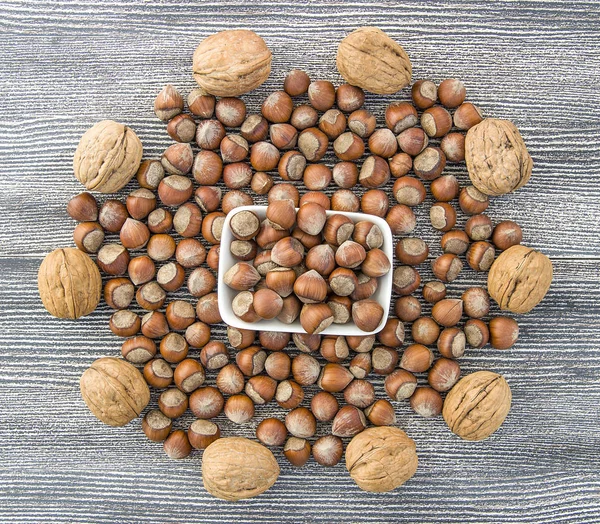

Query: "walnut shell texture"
left=443, top=371, right=511, bottom=441
left=38, top=247, right=102, bottom=319
left=488, top=245, right=553, bottom=313
left=465, top=118, right=533, bottom=196
left=345, top=426, right=418, bottom=492
left=73, top=120, right=143, bottom=193
left=80, top=357, right=150, bottom=427
left=202, top=437, right=279, bottom=500
left=192, top=30, right=272, bottom=97
left=336, top=26, right=412, bottom=95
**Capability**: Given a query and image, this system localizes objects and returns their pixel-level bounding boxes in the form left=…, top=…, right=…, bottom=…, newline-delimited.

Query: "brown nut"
left=188, top=88, right=215, bottom=118
left=430, top=202, right=457, bottom=232
left=174, top=358, right=205, bottom=393
left=441, top=230, right=470, bottom=255
left=411, top=317, right=440, bottom=345
left=202, top=437, right=279, bottom=501
left=413, top=146, right=446, bottom=180
left=332, top=405, right=367, bottom=438
left=188, top=419, right=220, bottom=450
left=467, top=241, right=495, bottom=272
left=336, top=26, right=411, bottom=94
left=352, top=299, right=384, bottom=332
left=489, top=316, right=519, bottom=349
left=311, top=391, right=339, bottom=422
left=437, top=327, right=466, bottom=359
left=319, top=109, right=347, bottom=139
left=454, top=102, right=484, bottom=130
left=488, top=245, right=553, bottom=313
left=216, top=363, right=245, bottom=395
left=276, top=379, right=305, bottom=408
left=364, top=399, right=396, bottom=426
left=464, top=319, right=490, bottom=349
left=300, top=303, right=334, bottom=335
left=440, top=132, right=466, bottom=163
left=284, top=437, right=311, bottom=467
left=492, top=220, right=523, bottom=251
left=143, top=358, right=173, bottom=389
left=285, top=407, right=317, bottom=439
left=353, top=221, right=384, bottom=250
left=67, top=192, right=98, bottom=222
left=109, top=310, right=141, bottom=338
left=394, top=296, right=421, bottom=322
left=395, top=237, right=428, bottom=266
left=431, top=175, right=460, bottom=202
left=389, top=153, right=413, bottom=178
left=421, top=106, right=452, bottom=137
left=400, top=344, right=434, bottom=373
left=432, top=253, right=463, bottom=282
left=307, top=80, right=336, bottom=111
left=160, top=332, right=189, bottom=364
left=142, top=409, right=172, bottom=442
left=312, top=435, right=344, bottom=467
left=465, top=118, right=533, bottom=196
left=422, top=281, right=446, bottom=304
left=141, top=311, right=169, bottom=339
left=386, top=101, right=418, bottom=134
left=386, top=205, right=416, bottom=235
left=371, top=346, right=399, bottom=375
left=443, top=371, right=512, bottom=441
left=344, top=379, right=376, bottom=409
left=256, top=418, right=287, bottom=447
left=377, top=318, right=405, bottom=347
left=189, top=386, right=224, bottom=419
left=317, top=363, right=354, bottom=392
left=360, top=189, right=388, bottom=217
left=428, top=358, right=461, bottom=392
left=431, top=299, right=463, bottom=327
left=397, top=127, right=429, bottom=157
left=224, top=394, right=255, bottom=424
left=345, top=427, right=418, bottom=492
left=392, top=265, right=421, bottom=295
left=438, top=78, right=466, bottom=108
left=359, top=155, right=391, bottom=189
left=97, top=243, right=130, bottom=276
left=298, top=127, right=329, bottom=162
left=284, top=69, right=310, bottom=96
left=80, top=357, right=149, bottom=426
left=164, top=429, right=192, bottom=459
left=393, top=177, right=426, bottom=207
left=336, top=83, right=365, bottom=112
left=154, top=84, right=183, bottom=121
left=410, top=387, right=443, bottom=417
left=104, top=277, right=134, bottom=310
left=385, top=369, right=417, bottom=401
left=411, top=79, right=437, bottom=109
left=348, top=109, right=377, bottom=138
left=98, top=199, right=128, bottom=233
left=216, top=97, right=247, bottom=127
left=245, top=375, right=277, bottom=404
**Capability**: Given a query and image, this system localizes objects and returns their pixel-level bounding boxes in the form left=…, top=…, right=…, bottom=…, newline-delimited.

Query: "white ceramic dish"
left=218, top=205, right=394, bottom=336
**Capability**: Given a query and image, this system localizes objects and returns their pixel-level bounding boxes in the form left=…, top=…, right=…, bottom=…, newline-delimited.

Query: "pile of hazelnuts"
left=65, top=69, right=523, bottom=465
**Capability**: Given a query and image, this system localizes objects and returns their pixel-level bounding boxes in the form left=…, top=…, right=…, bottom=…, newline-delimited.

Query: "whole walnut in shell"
left=80, top=357, right=150, bottom=427
left=192, top=30, right=272, bottom=97
left=345, top=426, right=418, bottom=492
left=202, top=437, right=279, bottom=500
left=38, top=247, right=102, bottom=319
left=488, top=245, right=553, bottom=313
left=336, top=26, right=412, bottom=95
left=443, top=371, right=511, bottom=441
left=465, top=118, right=533, bottom=196
left=73, top=120, right=143, bottom=193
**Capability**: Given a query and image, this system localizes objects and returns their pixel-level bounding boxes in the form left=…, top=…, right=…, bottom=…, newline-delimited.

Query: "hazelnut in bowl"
left=218, top=205, right=393, bottom=335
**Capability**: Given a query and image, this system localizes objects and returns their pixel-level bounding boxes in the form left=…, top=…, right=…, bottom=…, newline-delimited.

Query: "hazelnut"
left=192, top=150, right=223, bottom=185
left=188, top=420, right=220, bottom=450
left=346, top=335, right=375, bottom=353
left=140, top=311, right=169, bottom=339
left=389, top=152, right=413, bottom=178
left=368, top=128, right=398, bottom=158
left=323, top=214, right=354, bottom=246
left=467, top=241, right=496, bottom=272
left=98, top=199, right=129, bottom=233
left=393, top=176, right=426, bottom=207
left=120, top=218, right=150, bottom=250
left=294, top=270, right=328, bottom=304
left=222, top=163, right=252, bottom=189
left=187, top=88, right=215, bottom=118
left=312, top=435, right=344, bottom=467
left=305, top=244, right=336, bottom=276
left=428, top=358, right=461, bottom=392
left=224, top=394, right=255, bottom=424
left=290, top=104, right=319, bottom=130
left=278, top=151, right=306, bottom=182
left=167, top=113, right=197, bottom=143
left=431, top=175, right=460, bottom=202
left=250, top=171, right=274, bottom=195
left=296, top=202, right=327, bottom=236
left=459, top=185, right=489, bottom=215
left=154, top=84, right=183, bottom=121
left=392, top=265, right=421, bottom=295
left=158, top=175, right=193, bottom=207
left=196, top=119, right=226, bottom=150
left=349, top=352, right=372, bottom=379
left=332, top=189, right=360, bottom=213
left=264, top=267, right=296, bottom=298
left=284, top=69, right=311, bottom=96
left=276, top=379, right=306, bottom=409
left=293, top=332, right=321, bottom=352
left=256, top=222, right=289, bottom=250
left=319, top=109, right=347, bottom=139
left=97, top=243, right=130, bottom=275
left=165, top=300, right=196, bottom=331
left=464, top=318, right=490, bottom=348
left=160, top=332, right=189, bottom=364
left=298, top=127, right=329, bottom=161
left=232, top=291, right=259, bottom=322
left=360, top=188, right=389, bottom=217
left=206, top=245, right=220, bottom=271
left=377, top=318, right=405, bottom=347
left=332, top=405, right=366, bottom=438
left=264, top=352, right=291, bottom=381
left=300, top=303, right=334, bottom=335
left=292, top=353, right=327, bottom=386
left=157, top=262, right=186, bottom=291
left=227, top=326, right=255, bottom=350
left=454, top=102, right=483, bottom=130
left=195, top=292, right=222, bottom=324
left=253, top=288, right=284, bottom=319
left=348, top=109, right=377, bottom=138
left=158, top=388, right=188, bottom=419
left=335, top=240, right=366, bottom=269
left=215, top=97, right=246, bottom=127
left=327, top=268, right=356, bottom=297
left=146, top=234, right=176, bottom=262
left=352, top=299, right=384, bottom=332
left=261, top=91, right=294, bottom=123
left=394, top=296, right=421, bottom=322
left=67, top=192, right=98, bottom=222
left=245, top=375, right=277, bottom=404
left=300, top=191, right=331, bottom=210
left=259, top=331, right=291, bottom=351
left=350, top=272, right=378, bottom=301
left=104, top=277, right=134, bottom=310
left=344, top=379, right=376, bottom=409
left=310, top=391, right=339, bottom=422
left=147, top=208, right=173, bottom=234
left=303, top=164, right=332, bottom=191
left=397, top=127, right=429, bottom=157
left=359, top=155, right=391, bottom=188
left=440, top=230, right=470, bottom=255
left=365, top=399, right=396, bottom=426
left=236, top=346, right=267, bottom=376
left=430, top=202, right=457, bottom=232
left=121, top=335, right=156, bottom=364
left=437, top=327, right=466, bottom=359
left=251, top=141, right=280, bottom=172
left=256, top=418, right=287, bottom=447
left=465, top=214, right=493, bottom=241
left=440, top=132, right=466, bottom=162
left=126, top=188, right=156, bottom=221
left=385, top=369, right=417, bottom=400
left=336, top=83, right=365, bottom=112
left=317, top=363, right=354, bottom=393
left=412, top=317, right=440, bottom=345
left=270, top=123, right=299, bottom=150
left=385, top=101, right=418, bottom=133
left=73, top=222, right=104, bottom=254
left=163, top=430, right=192, bottom=460
left=492, top=220, right=523, bottom=250
left=189, top=386, right=224, bottom=419
left=161, top=143, right=193, bottom=176
left=489, top=316, right=519, bottom=349
left=438, top=78, right=466, bottom=108
left=201, top=212, right=226, bottom=245
left=174, top=358, right=205, bottom=394
left=230, top=240, right=258, bottom=262
left=371, top=346, right=399, bottom=375
left=361, top=248, right=391, bottom=278
left=137, top=160, right=165, bottom=191
left=386, top=204, right=416, bottom=235
left=411, top=79, right=437, bottom=109
left=400, top=344, right=434, bottom=373
left=266, top=199, right=296, bottom=231
left=328, top=295, right=352, bottom=324
left=215, top=364, right=245, bottom=395
left=333, top=132, right=365, bottom=161
left=432, top=298, right=463, bottom=327
left=285, top=407, right=317, bottom=439
left=432, top=253, right=463, bottom=282
left=185, top=322, right=211, bottom=348
left=319, top=336, right=350, bottom=363
left=271, top=237, right=305, bottom=267
left=462, top=287, right=491, bottom=319
left=410, top=387, right=443, bottom=417
left=413, top=146, right=446, bottom=180
left=308, top=80, right=336, bottom=111
left=142, top=409, right=172, bottom=442
left=395, top=237, right=429, bottom=266
left=422, top=280, right=446, bottom=304
left=109, top=310, right=141, bottom=338
left=353, top=221, right=384, bottom=250
left=421, top=106, right=452, bottom=137
left=220, top=135, right=249, bottom=163
left=284, top=437, right=311, bottom=467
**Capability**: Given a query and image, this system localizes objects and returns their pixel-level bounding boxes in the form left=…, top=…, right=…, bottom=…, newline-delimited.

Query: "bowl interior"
left=217, top=205, right=393, bottom=336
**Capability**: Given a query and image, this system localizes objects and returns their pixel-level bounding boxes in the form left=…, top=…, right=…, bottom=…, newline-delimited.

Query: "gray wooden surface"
left=1, top=1, right=599, bottom=522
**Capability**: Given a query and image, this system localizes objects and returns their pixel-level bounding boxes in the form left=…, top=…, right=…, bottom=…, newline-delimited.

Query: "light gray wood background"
left=1, top=0, right=599, bottom=522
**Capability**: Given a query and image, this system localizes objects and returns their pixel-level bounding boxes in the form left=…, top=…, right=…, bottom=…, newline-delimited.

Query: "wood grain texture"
left=0, top=0, right=599, bottom=522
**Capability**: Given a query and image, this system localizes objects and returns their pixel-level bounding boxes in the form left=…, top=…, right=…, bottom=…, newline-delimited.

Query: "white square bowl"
left=217, top=205, right=393, bottom=336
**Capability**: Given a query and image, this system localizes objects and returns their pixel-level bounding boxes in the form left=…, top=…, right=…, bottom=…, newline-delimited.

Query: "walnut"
left=336, top=27, right=412, bottom=95
left=192, top=30, right=272, bottom=97
left=488, top=245, right=553, bottom=313
left=38, top=247, right=102, bottom=319
left=202, top=437, right=279, bottom=500
left=443, top=371, right=512, bottom=441
left=345, top=426, right=418, bottom=492
left=73, top=120, right=143, bottom=193
left=80, top=357, right=150, bottom=427
left=465, top=118, right=533, bottom=196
